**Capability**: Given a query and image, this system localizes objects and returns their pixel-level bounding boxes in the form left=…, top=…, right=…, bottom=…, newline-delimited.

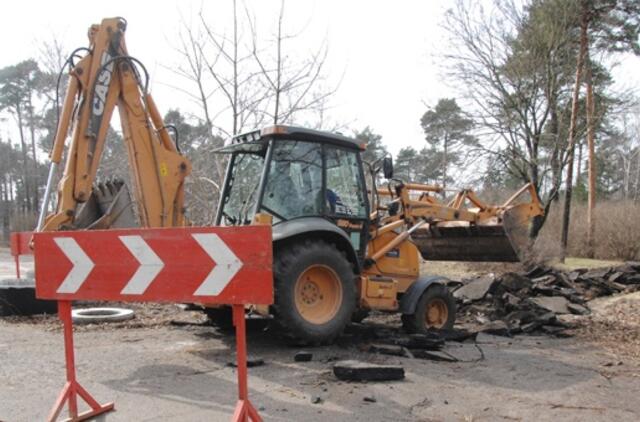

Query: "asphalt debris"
left=333, top=360, right=405, bottom=382
left=294, top=351, right=313, bottom=362
left=228, top=356, right=265, bottom=368
left=455, top=262, right=640, bottom=337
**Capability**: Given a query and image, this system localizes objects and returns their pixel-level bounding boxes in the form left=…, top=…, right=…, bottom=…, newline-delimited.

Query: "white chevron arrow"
left=55, top=237, right=95, bottom=294
left=119, top=235, right=164, bottom=295
left=192, top=233, right=243, bottom=296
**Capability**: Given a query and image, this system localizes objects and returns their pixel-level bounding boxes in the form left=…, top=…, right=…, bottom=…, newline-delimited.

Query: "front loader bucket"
left=411, top=204, right=535, bottom=262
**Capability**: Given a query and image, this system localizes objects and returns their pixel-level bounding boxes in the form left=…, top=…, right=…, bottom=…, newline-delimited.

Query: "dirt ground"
left=0, top=247, right=31, bottom=280
left=1, top=304, right=639, bottom=422
left=1, top=253, right=640, bottom=421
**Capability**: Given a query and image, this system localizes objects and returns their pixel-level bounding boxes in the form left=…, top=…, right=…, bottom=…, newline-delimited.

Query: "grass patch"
left=422, top=260, right=523, bottom=280
left=550, top=257, right=623, bottom=272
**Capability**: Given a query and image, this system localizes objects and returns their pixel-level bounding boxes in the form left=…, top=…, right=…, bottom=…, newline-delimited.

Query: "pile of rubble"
left=453, top=261, right=640, bottom=336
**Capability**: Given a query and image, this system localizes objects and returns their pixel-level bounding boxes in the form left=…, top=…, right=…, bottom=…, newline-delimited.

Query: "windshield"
left=220, top=152, right=265, bottom=225
left=260, top=140, right=323, bottom=222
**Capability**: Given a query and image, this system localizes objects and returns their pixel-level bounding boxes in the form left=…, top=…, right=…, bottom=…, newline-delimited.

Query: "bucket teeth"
left=74, top=180, right=139, bottom=229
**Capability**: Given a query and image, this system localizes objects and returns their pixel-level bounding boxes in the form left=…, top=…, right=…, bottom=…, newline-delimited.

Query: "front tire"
left=402, top=284, right=456, bottom=333
left=273, top=240, right=356, bottom=344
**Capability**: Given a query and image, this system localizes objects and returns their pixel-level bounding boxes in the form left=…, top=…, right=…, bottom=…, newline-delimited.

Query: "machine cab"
left=214, top=126, right=370, bottom=261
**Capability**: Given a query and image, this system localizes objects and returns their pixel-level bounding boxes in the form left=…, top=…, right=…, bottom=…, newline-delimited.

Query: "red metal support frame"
left=47, top=301, right=114, bottom=422
left=34, top=227, right=273, bottom=420
left=10, top=231, right=34, bottom=279
left=231, top=305, right=262, bottom=422
left=14, top=254, right=20, bottom=279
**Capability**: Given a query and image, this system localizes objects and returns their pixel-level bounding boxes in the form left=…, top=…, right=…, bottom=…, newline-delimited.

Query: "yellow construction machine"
left=38, top=17, right=544, bottom=343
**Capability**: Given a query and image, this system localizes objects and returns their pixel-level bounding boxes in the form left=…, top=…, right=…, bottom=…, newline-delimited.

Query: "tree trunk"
left=273, top=0, right=284, bottom=124
left=27, top=95, right=40, bottom=212
left=232, top=0, right=239, bottom=135
left=585, top=60, right=596, bottom=258
left=577, top=141, right=583, bottom=185
left=635, top=150, right=640, bottom=201
left=442, top=134, right=448, bottom=198
left=560, top=7, right=589, bottom=262
left=547, top=93, right=563, bottom=207
left=1, top=178, right=7, bottom=241
left=622, top=156, right=631, bottom=199
left=16, top=105, right=32, bottom=213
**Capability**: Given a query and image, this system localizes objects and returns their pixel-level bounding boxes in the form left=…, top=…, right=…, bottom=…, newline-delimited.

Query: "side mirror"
left=382, top=157, right=394, bottom=179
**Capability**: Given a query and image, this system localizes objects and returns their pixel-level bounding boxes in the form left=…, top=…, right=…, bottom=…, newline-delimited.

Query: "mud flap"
left=399, top=275, right=450, bottom=315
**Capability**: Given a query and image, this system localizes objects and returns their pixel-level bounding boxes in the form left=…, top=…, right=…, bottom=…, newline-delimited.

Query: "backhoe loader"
left=36, top=17, right=544, bottom=343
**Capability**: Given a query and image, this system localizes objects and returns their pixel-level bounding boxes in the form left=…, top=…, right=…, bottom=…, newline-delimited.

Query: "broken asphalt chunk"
left=525, top=265, right=552, bottom=278
left=567, top=303, right=590, bottom=315
left=228, top=356, right=265, bottom=368
left=294, top=351, right=313, bottom=362
left=479, top=320, right=511, bottom=337
left=529, top=296, right=570, bottom=314
left=333, top=360, right=405, bottom=382
left=368, top=344, right=406, bottom=357
left=411, top=350, right=458, bottom=362
left=396, top=333, right=445, bottom=350
left=453, top=275, right=497, bottom=301
left=581, top=268, right=611, bottom=280
left=499, top=272, right=533, bottom=293
left=429, top=328, right=478, bottom=342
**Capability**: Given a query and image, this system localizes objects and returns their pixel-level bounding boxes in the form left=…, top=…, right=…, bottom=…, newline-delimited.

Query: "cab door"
left=323, top=145, right=369, bottom=262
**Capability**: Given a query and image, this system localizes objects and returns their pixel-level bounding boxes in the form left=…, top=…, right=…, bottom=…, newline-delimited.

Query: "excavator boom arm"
left=40, top=17, right=191, bottom=232
left=369, top=181, right=544, bottom=263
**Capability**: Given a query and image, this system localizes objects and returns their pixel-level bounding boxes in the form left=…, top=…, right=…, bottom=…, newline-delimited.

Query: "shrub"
left=536, top=200, right=640, bottom=261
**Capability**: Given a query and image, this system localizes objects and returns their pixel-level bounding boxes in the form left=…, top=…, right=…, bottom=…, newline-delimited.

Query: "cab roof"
left=231, top=125, right=364, bottom=151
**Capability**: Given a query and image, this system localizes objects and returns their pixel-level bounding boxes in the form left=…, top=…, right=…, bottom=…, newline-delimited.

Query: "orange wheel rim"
left=294, top=264, right=342, bottom=325
left=425, top=298, right=448, bottom=328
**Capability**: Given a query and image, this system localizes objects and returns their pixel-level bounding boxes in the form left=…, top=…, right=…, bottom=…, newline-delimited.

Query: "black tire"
left=72, top=307, right=134, bottom=324
left=402, top=284, right=456, bottom=334
left=203, top=306, right=234, bottom=331
left=351, top=308, right=370, bottom=323
left=273, top=240, right=356, bottom=344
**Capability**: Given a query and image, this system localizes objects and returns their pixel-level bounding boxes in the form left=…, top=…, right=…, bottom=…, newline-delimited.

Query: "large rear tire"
left=203, top=306, right=234, bottom=331
left=402, top=284, right=456, bottom=333
left=351, top=308, right=370, bottom=323
left=273, top=240, right=356, bottom=344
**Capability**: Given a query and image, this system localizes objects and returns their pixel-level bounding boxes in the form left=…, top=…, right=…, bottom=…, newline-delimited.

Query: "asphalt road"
left=1, top=316, right=639, bottom=422
left=0, top=247, right=31, bottom=281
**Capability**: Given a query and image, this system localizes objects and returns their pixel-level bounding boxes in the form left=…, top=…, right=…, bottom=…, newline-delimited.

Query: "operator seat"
left=264, top=159, right=300, bottom=218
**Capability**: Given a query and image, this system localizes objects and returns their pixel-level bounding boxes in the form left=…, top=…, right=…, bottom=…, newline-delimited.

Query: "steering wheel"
left=222, top=211, right=237, bottom=226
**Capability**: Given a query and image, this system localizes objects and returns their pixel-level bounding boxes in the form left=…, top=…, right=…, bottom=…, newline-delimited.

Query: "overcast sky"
left=2, top=0, right=639, bottom=156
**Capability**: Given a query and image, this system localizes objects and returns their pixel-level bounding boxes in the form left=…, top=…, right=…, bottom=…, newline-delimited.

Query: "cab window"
left=221, top=152, right=265, bottom=225
left=325, top=147, right=367, bottom=218
left=261, top=140, right=323, bottom=220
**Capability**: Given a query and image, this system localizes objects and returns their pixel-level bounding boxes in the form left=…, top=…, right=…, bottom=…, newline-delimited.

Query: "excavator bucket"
left=411, top=204, right=536, bottom=263
left=74, top=180, right=138, bottom=230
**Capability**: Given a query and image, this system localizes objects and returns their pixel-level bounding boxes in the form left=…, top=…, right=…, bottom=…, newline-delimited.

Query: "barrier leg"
left=15, top=255, right=20, bottom=279
left=231, top=305, right=262, bottom=422
left=46, top=301, right=114, bottom=422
